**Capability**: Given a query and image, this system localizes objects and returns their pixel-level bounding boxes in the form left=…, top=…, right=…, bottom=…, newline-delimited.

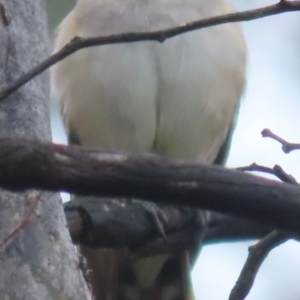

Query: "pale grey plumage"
left=51, top=0, right=247, bottom=299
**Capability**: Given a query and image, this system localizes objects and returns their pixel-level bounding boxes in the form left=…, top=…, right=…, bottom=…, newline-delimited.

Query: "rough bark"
left=0, top=1, right=90, bottom=299
left=0, top=138, right=300, bottom=235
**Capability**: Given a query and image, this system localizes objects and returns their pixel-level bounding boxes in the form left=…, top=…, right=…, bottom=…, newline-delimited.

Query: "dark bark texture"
left=64, top=199, right=274, bottom=258
left=0, top=139, right=300, bottom=235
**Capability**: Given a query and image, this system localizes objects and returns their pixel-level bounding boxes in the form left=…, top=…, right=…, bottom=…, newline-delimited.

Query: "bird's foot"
left=141, top=201, right=168, bottom=242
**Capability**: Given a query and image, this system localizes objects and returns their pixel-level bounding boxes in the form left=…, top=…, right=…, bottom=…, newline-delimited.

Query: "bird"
left=51, top=0, right=247, bottom=299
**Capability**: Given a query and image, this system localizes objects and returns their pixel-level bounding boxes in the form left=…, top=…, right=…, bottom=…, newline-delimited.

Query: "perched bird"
left=51, top=0, right=246, bottom=299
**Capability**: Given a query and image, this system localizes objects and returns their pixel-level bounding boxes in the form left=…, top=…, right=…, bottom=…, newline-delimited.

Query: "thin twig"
left=262, top=128, right=300, bottom=153
left=0, top=193, right=42, bottom=250
left=230, top=162, right=297, bottom=300
left=237, top=163, right=297, bottom=184
left=1, top=1, right=300, bottom=101
left=228, top=230, right=290, bottom=300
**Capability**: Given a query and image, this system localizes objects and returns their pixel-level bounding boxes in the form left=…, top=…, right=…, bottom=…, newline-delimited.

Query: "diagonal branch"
left=1, top=0, right=300, bottom=101
left=228, top=230, right=290, bottom=300
left=229, top=162, right=297, bottom=300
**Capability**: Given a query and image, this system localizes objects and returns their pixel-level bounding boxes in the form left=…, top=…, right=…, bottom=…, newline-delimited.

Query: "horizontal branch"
left=1, top=138, right=300, bottom=235
left=0, top=0, right=300, bottom=100
left=64, top=198, right=273, bottom=257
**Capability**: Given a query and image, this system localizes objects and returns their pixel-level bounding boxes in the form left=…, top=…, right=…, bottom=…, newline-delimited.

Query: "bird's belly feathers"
left=52, top=1, right=246, bottom=163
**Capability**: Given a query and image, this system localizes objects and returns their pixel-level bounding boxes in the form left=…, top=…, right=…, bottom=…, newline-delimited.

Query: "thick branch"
left=0, top=1, right=300, bottom=100
left=1, top=138, right=300, bottom=234
left=64, top=199, right=273, bottom=258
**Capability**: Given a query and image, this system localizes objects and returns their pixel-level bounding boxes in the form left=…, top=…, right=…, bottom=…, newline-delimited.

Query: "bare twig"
left=1, top=1, right=300, bottom=101
left=0, top=193, right=42, bottom=250
left=228, top=230, right=290, bottom=300
left=229, top=162, right=297, bottom=300
left=237, top=163, right=297, bottom=184
left=262, top=128, right=300, bottom=153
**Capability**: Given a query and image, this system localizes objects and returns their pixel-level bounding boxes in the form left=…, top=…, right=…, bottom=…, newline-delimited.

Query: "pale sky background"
left=47, top=1, right=300, bottom=299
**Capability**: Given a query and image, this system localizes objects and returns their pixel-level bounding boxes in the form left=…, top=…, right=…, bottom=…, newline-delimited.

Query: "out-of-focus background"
left=47, top=1, right=300, bottom=299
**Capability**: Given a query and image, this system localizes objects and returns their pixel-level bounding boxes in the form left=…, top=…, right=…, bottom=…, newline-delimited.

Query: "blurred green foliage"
left=47, top=0, right=76, bottom=31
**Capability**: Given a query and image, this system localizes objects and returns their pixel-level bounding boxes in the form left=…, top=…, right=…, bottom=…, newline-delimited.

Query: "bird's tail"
left=123, top=251, right=195, bottom=300
left=80, top=246, right=195, bottom=300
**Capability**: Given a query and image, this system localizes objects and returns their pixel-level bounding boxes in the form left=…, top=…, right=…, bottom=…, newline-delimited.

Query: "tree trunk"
left=0, top=1, right=90, bottom=299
